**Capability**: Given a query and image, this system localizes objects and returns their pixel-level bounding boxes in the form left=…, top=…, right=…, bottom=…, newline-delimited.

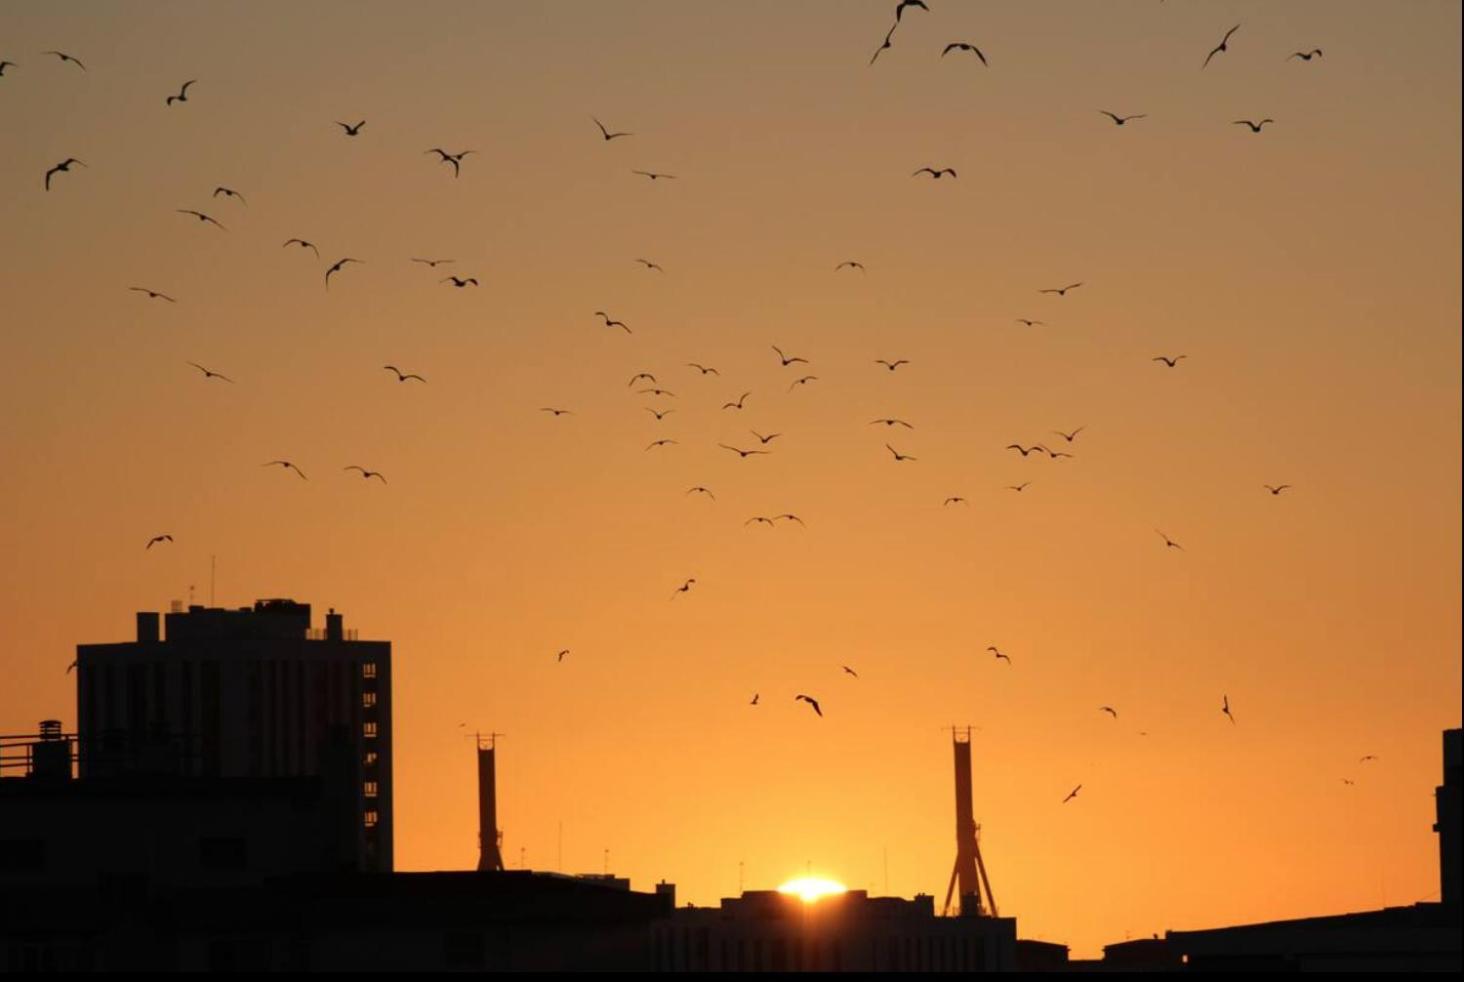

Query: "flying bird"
left=166, top=80, right=196, bottom=105
left=425, top=148, right=476, bottom=177
left=913, top=167, right=957, bottom=179
left=0, top=61, right=16, bottom=76
left=212, top=186, right=246, bottom=204
left=772, top=345, right=808, bottom=366
left=411, top=257, right=454, bottom=267
left=1045, top=447, right=1073, bottom=460
left=1203, top=24, right=1241, bottom=68
left=870, top=418, right=913, bottom=429
left=638, top=387, right=675, bottom=398
left=1153, top=355, right=1187, bottom=367
left=1359, top=755, right=1377, bottom=763
left=1342, top=778, right=1355, bottom=786
left=186, top=361, right=233, bottom=382
left=557, top=649, right=570, bottom=662
left=943, top=497, right=967, bottom=506
left=794, top=694, right=822, bottom=717
left=875, top=359, right=909, bottom=372
left=1156, top=530, right=1184, bottom=550
left=746, top=516, right=775, bottom=527
left=750, top=694, right=759, bottom=706
left=788, top=375, right=818, bottom=392
left=1052, top=427, right=1085, bottom=443
left=774, top=513, right=805, bottom=526
left=1263, top=484, right=1292, bottom=495
left=1015, top=318, right=1045, bottom=326
left=593, top=117, right=632, bottom=141
left=66, top=660, right=77, bottom=674
left=634, top=258, right=663, bottom=271
left=441, top=276, right=479, bottom=288
left=1100, top=111, right=1146, bottom=126
left=264, top=460, right=307, bottom=479
left=177, top=209, right=227, bottom=230
left=750, top=430, right=781, bottom=445
left=646, top=439, right=677, bottom=450
left=383, top=365, right=426, bottom=383
left=719, top=444, right=769, bottom=459
left=336, top=120, right=365, bottom=135
left=842, top=666, right=859, bottom=678
left=869, top=24, right=897, bottom=66
left=540, top=407, right=572, bottom=416
left=1222, top=695, right=1235, bottom=724
left=671, top=577, right=697, bottom=599
left=594, top=311, right=631, bottom=333
left=942, top=42, right=988, bottom=65
left=344, top=465, right=387, bottom=483
left=283, top=238, right=319, bottom=257
left=1006, top=483, right=1032, bottom=492
left=1100, top=706, right=1118, bottom=718
left=145, top=534, right=173, bottom=550
left=686, top=486, right=716, bottom=501
left=43, top=50, right=85, bottom=70
left=1006, top=444, right=1045, bottom=457
left=987, top=646, right=1011, bottom=664
left=1040, top=282, right=1083, bottom=296
left=886, top=444, right=916, bottom=462
left=632, top=170, right=676, bottom=181
left=1289, top=49, right=1323, bottom=61
left=895, top=0, right=929, bottom=22
left=646, top=407, right=675, bottom=421
left=44, top=158, right=86, bottom=191
left=722, top=392, right=752, bottom=410
left=687, top=362, right=719, bottom=375
left=129, top=287, right=176, bottom=302
left=629, top=372, right=657, bottom=387
left=1233, top=118, right=1274, bottom=133
left=835, top=261, right=865, bottom=272
left=1062, top=785, right=1082, bottom=804
left=325, top=257, right=362, bottom=289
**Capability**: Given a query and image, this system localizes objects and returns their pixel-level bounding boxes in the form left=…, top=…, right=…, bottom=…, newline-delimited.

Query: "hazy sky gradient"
left=2, top=0, right=1459, bottom=956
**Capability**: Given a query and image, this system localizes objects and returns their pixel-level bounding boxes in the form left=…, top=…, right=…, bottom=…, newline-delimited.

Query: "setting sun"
left=777, top=877, right=849, bottom=904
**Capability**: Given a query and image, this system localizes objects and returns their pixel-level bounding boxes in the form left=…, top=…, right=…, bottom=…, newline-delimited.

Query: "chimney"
left=326, top=608, right=343, bottom=641
left=477, top=741, right=505, bottom=871
left=136, top=611, right=160, bottom=643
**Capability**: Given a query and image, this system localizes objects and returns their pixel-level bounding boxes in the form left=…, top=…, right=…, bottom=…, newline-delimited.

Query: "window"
left=363, top=721, right=377, bottom=739
left=364, top=751, right=378, bottom=768
left=362, top=662, right=377, bottom=679
left=363, top=692, right=377, bottom=708
left=364, top=810, right=379, bottom=828
left=364, top=780, right=378, bottom=798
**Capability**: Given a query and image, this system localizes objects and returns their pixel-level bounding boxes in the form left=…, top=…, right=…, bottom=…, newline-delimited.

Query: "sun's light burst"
left=777, top=876, right=847, bottom=903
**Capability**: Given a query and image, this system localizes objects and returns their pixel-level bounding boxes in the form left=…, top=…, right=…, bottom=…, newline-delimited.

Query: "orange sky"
left=1, top=0, right=1459, bottom=957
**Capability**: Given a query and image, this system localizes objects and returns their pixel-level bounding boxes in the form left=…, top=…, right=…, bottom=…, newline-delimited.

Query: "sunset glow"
left=778, top=877, right=849, bottom=904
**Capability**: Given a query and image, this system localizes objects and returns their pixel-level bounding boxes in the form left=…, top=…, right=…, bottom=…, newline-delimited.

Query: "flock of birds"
left=14, top=2, right=1382, bottom=805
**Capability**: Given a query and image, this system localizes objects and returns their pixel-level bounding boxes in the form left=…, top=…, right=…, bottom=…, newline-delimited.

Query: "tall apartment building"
left=73, top=599, right=392, bottom=871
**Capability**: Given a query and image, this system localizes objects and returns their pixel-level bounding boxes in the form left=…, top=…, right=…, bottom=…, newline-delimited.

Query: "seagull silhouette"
left=720, top=444, right=770, bottom=460
left=722, top=392, right=752, bottom=410
left=943, top=497, right=967, bottom=506
left=441, top=276, right=479, bottom=288
left=1015, top=318, right=1045, bottom=326
left=186, top=361, right=233, bottom=382
left=345, top=465, right=387, bottom=483
left=987, top=646, right=1011, bottom=664
left=913, top=167, right=957, bottom=179
left=1040, top=282, right=1083, bottom=296
left=593, top=116, right=632, bottom=140
left=212, top=186, right=246, bottom=205
left=383, top=365, right=426, bottom=383
left=1153, top=355, right=1187, bottom=367
left=540, top=407, right=572, bottom=416
left=166, top=80, right=196, bottom=106
left=942, top=42, right=988, bottom=65
left=283, top=238, right=320, bottom=257
left=264, top=460, right=307, bottom=480
left=1006, top=444, right=1044, bottom=457
left=638, top=387, right=675, bottom=398
left=1006, top=482, right=1032, bottom=492
left=1156, top=530, right=1184, bottom=551
left=1052, top=427, right=1085, bottom=443
left=750, top=693, right=759, bottom=706
left=869, top=23, right=897, bottom=66
left=843, top=666, right=859, bottom=678
left=795, top=694, right=823, bottom=717
left=1100, top=706, right=1118, bottom=718
left=895, top=0, right=928, bottom=21
left=335, top=120, right=365, bottom=135
left=632, top=170, right=677, bottom=181
left=686, top=486, right=716, bottom=501
left=875, top=359, right=910, bottom=371
left=1263, top=484, right=1292, bottom=495
left=129, top=287, right=176, bottom=302
left=628, top=372, right=657, bottom=387
left=425, top=148, right=476, bottom=177
left=774, top=514, right=806, bottom=526
left=594, top=311, right=631, bottom=334
left=750, top=430, right=781, bottom=445
left=746, top=516, right=776, bottom=527
left=835, top=261, right=866, bottom=272
left=687, top=363, right=720, bottom=375
left=1062, top=785, right=1082, bottom=804
left=1289, top=49, right=1323, bottom=61
left=411, top=257, right=454, bottom=268
left=44, top=50, right=86, bottom=70
left=1045, top=447, right=1073, bottom=460
left=646, top=407, right=675, bottom=421
left=671, top=577, right=697, bottom=599
left=557, top=649, right=570, bottom=662
left=177, top=209, right=227, bottom=230
left=0, top=61, right=15, bottom=77
left=634, top=258, right=663, bottom=271
left=146, top=534, right=173, bottom=550
left=886, top=444, right=916, bottom=462
left=44, top=158, right=86, bottom=191
left=645, top=439, right=677, bottom=451
left=1100, top=111, right=1146, bottom=126
left=1359, top=755, right=1377, bottom=763
left=772, top=345, right=808, bottom=366
left=1203, top=24, right=1240, bottom=68
left=870, top=418, right=914, bottom=429
left=788, top=375, right=818, bottom=392
left=1233, top=118, right=1274, bottom=133
left=325, top=257, right=362, bottom=289
left=1222, top=694, right=1235, bottom=724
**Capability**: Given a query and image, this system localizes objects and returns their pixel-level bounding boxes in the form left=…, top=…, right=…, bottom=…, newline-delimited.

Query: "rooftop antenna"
left=943, top=725, right=998, bottom=917
left=210, top=555, right=216, bottom=606
left=603, top=847, right=609, bottom=875
left=475, top=732, right=506, bottom=871
left=188, top=583, right=195, bottom=605
left=738, top=860, right=745, bottom=894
